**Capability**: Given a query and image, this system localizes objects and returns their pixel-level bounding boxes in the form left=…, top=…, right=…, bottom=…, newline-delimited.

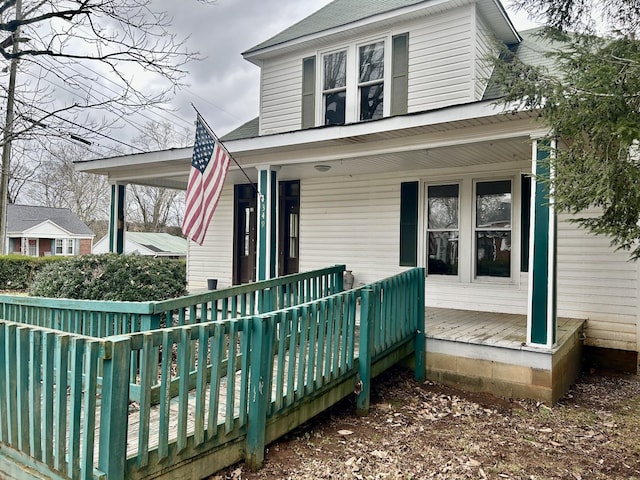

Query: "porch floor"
left=425, top=307, right=584, bottom=352
left=423, top=307, right=586, bottom=403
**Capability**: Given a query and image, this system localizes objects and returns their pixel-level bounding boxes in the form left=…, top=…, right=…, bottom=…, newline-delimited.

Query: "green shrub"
left=0, top=255, right=63, bottom=290
left=29, top=253, right=187, bottom=301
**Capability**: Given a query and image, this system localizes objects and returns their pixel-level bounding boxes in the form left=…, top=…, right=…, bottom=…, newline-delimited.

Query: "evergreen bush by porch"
left=0, top=255, right=63, bottom=291
left=28, top=253, right=187, bottom=301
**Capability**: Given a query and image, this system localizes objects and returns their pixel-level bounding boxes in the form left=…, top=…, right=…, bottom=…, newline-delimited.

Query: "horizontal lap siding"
left=408, top=6, right=474, bottom=112
left=556, top=213, right=639, bottom=351
left=187, top=184, right=234, bottom=291
left=260, top=57, right=302, bottom=135
left=474, top=14, right=494, bottom=100
left=298, top=176, right=405, bottom=286
left=425, top=274, right=529, bottom=314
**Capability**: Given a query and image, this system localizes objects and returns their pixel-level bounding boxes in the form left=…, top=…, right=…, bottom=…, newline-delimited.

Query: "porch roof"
left=75, top=100, right=545, bottom=190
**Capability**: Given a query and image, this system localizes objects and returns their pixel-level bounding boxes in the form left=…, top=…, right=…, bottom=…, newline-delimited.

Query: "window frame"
left=55, top=238, right=64, bottom=255
left=420, top=174, right=521, bottom=286
left=425, top=182, right=461, bottom=278
left=321, top=48, right=348, bottom=126
left=316, top=34, right=393, bottom=126
left=357, top=40, right=385, bottom=121
left=472, top=178, right=515, bottom=283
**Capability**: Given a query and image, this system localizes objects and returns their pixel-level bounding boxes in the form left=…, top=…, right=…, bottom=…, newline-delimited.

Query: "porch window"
left=427, top=184, right=459, bottom=275
left=67, top=239, right=74, bottom=255
left=475, top=180, right=512, bottom=278
left=55, top=238, right=63, bottom=255
left=358, top=41, right=384, bottom=121
left=323, top=50, right=347, bottom=125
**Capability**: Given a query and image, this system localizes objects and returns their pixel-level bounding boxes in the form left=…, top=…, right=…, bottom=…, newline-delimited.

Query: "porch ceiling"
left=75, top=108, right=541, bottom=190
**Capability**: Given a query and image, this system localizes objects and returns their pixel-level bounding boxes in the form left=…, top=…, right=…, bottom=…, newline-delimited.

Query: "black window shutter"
left=302, top=57, right=316, bottom=129
left=400, top=181, right=419, bottom=266
left=391, top=33, right=409, bottom=116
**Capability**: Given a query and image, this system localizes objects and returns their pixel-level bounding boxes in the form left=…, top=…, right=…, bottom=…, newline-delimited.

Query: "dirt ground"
left=211, top=367, right=640, bottom=480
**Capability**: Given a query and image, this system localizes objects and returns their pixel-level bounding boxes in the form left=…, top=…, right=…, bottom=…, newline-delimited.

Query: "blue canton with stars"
left=192, top=119, right=216, bottom=173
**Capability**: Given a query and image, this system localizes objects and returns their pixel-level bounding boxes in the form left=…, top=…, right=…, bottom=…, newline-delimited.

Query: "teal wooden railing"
left=0, top=265, right=345, bottom=336
left=0, top=267, right=425, bottom=480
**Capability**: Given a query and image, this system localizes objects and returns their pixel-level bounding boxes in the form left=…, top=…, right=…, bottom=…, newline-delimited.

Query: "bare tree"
left=0, top=0, right=211, bottom=250
left=29, top=142, right=110, bottom=234
left=127, top=120, right=188, bottom=232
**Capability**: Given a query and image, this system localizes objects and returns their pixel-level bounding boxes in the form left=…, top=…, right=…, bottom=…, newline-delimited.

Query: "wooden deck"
left=425, top=307, right=584, bottom=352
left=424, top=307, right=586, bottom=403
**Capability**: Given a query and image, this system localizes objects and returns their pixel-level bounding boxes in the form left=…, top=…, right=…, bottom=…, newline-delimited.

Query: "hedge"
left=28, top=253, right=187, bottom=301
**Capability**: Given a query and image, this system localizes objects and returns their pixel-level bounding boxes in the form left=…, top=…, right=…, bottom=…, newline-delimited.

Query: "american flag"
left=181, top=114, right=231, bottom=245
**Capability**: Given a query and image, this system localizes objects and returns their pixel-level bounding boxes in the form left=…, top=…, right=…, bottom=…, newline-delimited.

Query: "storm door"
left=278, top=180, right=300, bottom=276
left=233, top=184, right=257, bottom=284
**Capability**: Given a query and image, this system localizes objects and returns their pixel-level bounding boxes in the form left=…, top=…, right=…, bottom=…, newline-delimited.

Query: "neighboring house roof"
left=93, top=232, right=187, bottom=257
left=244, top=0, right=519, bottom=57
left=6, top=204, right=94, bottom=236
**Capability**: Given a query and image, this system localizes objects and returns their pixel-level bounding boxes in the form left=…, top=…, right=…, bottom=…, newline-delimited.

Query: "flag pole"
left=191, top=104, right=263, bottom=199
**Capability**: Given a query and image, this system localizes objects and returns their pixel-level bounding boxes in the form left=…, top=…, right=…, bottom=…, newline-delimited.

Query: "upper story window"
left=302, top=33, right=408, bottom=129
left=359, top=41, right=384, bottom=121
left=323, top=50, right=347, bottom=125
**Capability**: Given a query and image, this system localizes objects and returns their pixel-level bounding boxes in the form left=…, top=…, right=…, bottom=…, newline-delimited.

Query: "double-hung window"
left=358, top=41, right=384, bottom=121
left=426, top=184, right=460, bottom=276
left=55, top=238, right=64, bottom=255
left=322, top=50, right=347, bottom=125
left=304, top=33, right=408, bottom=128
left=475, top=180, right=512, bottom=278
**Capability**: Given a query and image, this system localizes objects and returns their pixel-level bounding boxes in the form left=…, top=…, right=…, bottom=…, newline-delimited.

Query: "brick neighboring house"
left=6, top=204, right=95, bottom=257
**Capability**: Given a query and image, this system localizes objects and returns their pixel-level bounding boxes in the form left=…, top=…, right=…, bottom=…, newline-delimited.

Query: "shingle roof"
left=6, top=204, right=94, bottom=236
left=244, top=0, right=429, bottom=55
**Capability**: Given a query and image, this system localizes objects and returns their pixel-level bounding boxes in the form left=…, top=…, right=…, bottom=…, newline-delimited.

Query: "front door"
left=233, top=184, right=257, bottom=284
left=279, top=180, right=300, bottom=276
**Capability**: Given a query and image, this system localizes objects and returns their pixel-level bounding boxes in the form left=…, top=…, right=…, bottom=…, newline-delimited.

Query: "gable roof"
left=244, top=0, right=519, bottom=58
left=245, top=0, right=429, bottom=54
left=6, top=204, right=94, bottom=236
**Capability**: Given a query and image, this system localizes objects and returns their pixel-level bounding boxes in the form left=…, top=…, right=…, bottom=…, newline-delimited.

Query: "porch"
left=425, top=307, right=585, bottom=404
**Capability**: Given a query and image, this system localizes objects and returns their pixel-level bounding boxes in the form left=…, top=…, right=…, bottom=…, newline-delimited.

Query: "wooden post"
left=356, top=288, right=374, bottom=416
left=246, top=315, right=274, bottom=470
left=414, top=268, right=426, bottom=382
left=98, top=337, right=131, bottom=480
left=334, top=264, right=345, bottom=294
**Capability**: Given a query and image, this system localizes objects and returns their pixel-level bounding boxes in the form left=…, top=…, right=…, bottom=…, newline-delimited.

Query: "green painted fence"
left=0, top=265, right=345, bottom=337
left=0, top=267, right=425, bottom=480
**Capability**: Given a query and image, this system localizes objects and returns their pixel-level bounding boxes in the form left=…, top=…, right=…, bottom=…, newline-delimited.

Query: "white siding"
left=407, top=6, right=475, bottom=112
left=556, top=213, right=639, bottom=351
left=474, top=14, right=495, bottom=100
left=298, top=175, right=405, bottom=286
left=186, top=184, right=234, bottom=291
left=260, top=56, right=303, bottom=135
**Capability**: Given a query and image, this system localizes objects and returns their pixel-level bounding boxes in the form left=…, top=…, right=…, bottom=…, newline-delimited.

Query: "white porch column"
left=256, top=166, right=279, bottom=280
left=108, top=183, right=126, bottom=254
left=527, top=138, right=557, bottom=347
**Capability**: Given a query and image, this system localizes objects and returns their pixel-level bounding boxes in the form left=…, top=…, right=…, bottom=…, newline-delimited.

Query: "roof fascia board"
left=227, top=100, right=530, bottom=153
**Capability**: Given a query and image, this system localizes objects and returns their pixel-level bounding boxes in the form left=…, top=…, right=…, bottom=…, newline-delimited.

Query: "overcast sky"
left=129, top=0, right=539, bottom=146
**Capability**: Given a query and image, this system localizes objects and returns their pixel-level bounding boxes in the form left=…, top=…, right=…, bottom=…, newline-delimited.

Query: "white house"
left=76, top=0, right=640, bottom=400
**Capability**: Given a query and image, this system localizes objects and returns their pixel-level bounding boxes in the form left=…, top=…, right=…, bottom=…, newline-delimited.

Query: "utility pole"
left=0, top=0, right=22, bottom=255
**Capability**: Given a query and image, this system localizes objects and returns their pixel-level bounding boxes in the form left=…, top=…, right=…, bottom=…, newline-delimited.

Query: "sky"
left=119, top=0, right=541, bottom=147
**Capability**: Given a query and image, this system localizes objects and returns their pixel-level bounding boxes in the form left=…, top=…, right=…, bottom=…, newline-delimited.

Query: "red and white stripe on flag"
left=181, top=115, right=231, bottom=245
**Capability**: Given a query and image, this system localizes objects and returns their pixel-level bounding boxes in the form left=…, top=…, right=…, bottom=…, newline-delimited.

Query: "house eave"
left=243, top=0, right=520, bottom=64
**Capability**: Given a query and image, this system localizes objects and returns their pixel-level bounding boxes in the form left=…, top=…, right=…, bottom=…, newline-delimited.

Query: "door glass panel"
left=289, top=212, right=298, bottom=259
left=243, top=207, right=251, bottom=257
